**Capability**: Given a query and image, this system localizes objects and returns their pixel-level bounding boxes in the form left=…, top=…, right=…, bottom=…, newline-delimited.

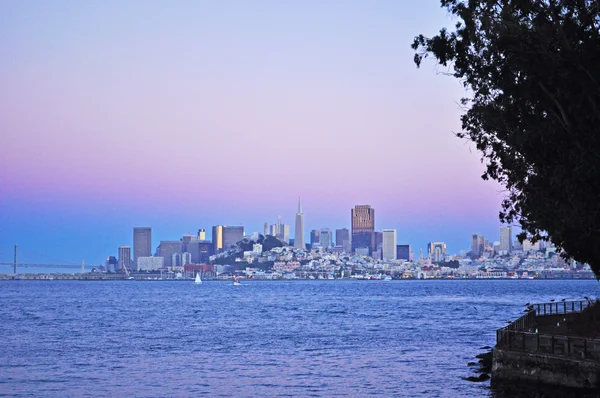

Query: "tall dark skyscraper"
left=133, top=227, right=152, bottom=266
left=374, top=231, right=383, bottom=251
left=351, top=205, right=375, bottom=254
left=222, top=226, right=244, bottom=249
left=336, top=228, right=351, bottom=253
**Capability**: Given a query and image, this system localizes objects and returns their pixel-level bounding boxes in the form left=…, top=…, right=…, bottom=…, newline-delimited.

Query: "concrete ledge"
left=492, top=348, right=600, bottom=389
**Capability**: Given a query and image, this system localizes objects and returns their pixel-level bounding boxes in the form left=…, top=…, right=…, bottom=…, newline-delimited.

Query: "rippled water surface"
left=1, top=279, right=599, bottom=397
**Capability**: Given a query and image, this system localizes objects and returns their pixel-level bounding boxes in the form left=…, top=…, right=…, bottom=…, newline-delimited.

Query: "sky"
left=0, top=0, right=508, bottom=268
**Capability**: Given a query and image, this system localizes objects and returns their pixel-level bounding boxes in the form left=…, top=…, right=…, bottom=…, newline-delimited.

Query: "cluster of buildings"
left=101, top=200, right=592, bottom=280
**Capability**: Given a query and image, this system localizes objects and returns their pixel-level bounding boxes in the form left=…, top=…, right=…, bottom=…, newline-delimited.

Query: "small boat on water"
left=233, top=276, right=242, bottom=286
left=194, top=273, right=202, bottom=285
left=383, top=275, right=392, bottom=281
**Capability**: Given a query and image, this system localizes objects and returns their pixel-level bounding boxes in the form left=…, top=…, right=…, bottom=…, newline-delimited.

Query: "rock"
left=467, top=361, right=477, bottom=366
left=465, top=373, right=490, bottom=382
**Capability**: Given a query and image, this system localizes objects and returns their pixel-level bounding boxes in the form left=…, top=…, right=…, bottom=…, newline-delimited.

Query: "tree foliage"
left=412, top=1, right=600, bottom=275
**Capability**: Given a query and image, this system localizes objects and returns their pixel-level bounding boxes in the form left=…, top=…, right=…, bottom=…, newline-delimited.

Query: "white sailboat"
left=194, top=273, right=202, bottom=284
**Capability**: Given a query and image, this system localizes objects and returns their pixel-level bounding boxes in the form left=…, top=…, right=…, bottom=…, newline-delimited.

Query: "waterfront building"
left=396, top=244, right=413, bottom=261
left=310, top=229, right=320, bottom=246
left=427, top=242, right=446, bottom=262
left=223, top=226, right=244, bottom=249
left=382, top=229, right=397, bottom=261
left=319, top=228, right=333, bottom=249
left=294, top=198, right=305, bottom=249
left=158, top=241, right=182, bottom=267
left=351, top=205, right=375, bottom=254
left=118, top=246, right=132, bottom=272
left=137, top=256, right=164, bottom=271
left=500, top=226, right=513, bottom=254
left=212, top=225, right=223, bottom=253
left=133, top=227, right=152, bottom=266
left=198, top=229, right=206, bottom=240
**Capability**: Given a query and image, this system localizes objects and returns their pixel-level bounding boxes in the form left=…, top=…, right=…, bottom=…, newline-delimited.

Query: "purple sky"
left=0, top=1, right=507, bottom=267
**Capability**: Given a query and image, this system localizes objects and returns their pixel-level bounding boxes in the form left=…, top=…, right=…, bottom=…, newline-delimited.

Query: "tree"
left=412, top=1, right=600, bottom=276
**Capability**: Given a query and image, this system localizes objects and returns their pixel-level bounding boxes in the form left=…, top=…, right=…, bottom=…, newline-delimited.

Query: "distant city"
left=89, top=200, right=591, bottom=281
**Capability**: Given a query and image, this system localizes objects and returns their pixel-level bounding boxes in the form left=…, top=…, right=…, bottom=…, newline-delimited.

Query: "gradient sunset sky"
left=0, top=1, right=508, bottom=267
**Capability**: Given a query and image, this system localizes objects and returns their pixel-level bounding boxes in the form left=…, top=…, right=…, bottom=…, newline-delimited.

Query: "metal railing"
left=532, top=299, right=591, bottom=316
left=496, top=299, right=600, bottom=360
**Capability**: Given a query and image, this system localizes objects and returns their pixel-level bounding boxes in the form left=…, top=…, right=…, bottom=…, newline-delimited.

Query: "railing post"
left=563, top=302, right=566, bottom=314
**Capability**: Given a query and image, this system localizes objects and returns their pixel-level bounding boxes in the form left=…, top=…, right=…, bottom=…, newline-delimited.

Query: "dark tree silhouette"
left=413, top=1, right=600, bottom=276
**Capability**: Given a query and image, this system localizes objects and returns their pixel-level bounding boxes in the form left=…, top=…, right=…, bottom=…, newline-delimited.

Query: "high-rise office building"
left=351, top=205, right=375, bottom=254
left=198, top=229, right=206, bottom=240
left=310, top=229, right=320, bottom=246
left=396, top=244, right=413, bottom=261
left=335, top=228, right=351, bottom=253
left=499, top=226, right=512, bottom=254
left=212, top=225, right=223, bottom=253
left=320, top=228, right=333, bottom=248
left=264, top=222, right=269, bottom=236
left=118, top=246, right=132, bottom=272
left=294, top=198, right=305, bottom=249
left=374, top=232, right=383, bottom=252
left=187, top=240, right=214, bottom=263
left=382, top=230, right=397, bottom=261
left=471, top=234, right=482, bottom=257
left=158, top=241, right=182, bottom=267
left=427, top=242, right=446, bottom=262
left=223, top=226, right=244, bottom=249
left=133, top=227, right=152, bottom=266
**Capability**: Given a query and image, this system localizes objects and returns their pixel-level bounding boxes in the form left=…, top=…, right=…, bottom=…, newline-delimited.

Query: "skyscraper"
left=294, top=198, right=305, bottom=249
left=499, top=226, right=513, bottom=254
left=396, top=244, right=413, bottom=261
left=212, top=225, right=223, bottom=253
left=427, top=242, right=446, bottom=262
left=158, top=240, right=182, bottom=267
left=351, top=205, right=375, bottom=254
left=133, top=227, right=152, bottom=266
left=118, top=246, right=132, bottom=272
left=264, top=222, right=269, bottom=236
left=319, top=228, right=332, bottom=248
left=198, top=229, right=206, bottom=240
left=222, top=226, right=244, bottom=249
left=310, top=229, right=320, bottom=246
left=382, top=230, right=397, bottom=261
left=335, top=228, right=351, bottom=253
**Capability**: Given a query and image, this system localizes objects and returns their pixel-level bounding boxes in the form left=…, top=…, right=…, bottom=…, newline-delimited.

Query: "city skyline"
left=1, top=1, right=505, bottom=265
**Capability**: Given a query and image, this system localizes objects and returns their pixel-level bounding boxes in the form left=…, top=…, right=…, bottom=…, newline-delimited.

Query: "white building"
left=320, top=228, right=332, bottom=249
left=138, top=256, right=164, bottom=271
left=382, top=229, right=397, bottom=261
left=253, top=243, right=263, bottom=255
